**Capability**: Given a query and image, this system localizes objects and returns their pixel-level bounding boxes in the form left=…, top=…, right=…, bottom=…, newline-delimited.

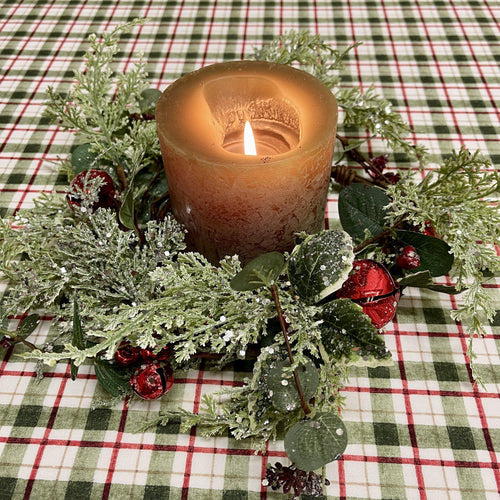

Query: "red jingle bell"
left=129, top=362, right=174, bottom=400
left=336, top=259, right=401, bottom=329
left=66, top=169, right=117, bottom=211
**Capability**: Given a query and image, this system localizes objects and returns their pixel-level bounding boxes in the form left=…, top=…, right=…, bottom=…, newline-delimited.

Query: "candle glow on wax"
left=244, top=121, right=257, bottom=156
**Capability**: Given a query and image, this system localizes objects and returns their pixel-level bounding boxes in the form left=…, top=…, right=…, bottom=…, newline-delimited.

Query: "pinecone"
left=263, top=462, right=330, bottom=499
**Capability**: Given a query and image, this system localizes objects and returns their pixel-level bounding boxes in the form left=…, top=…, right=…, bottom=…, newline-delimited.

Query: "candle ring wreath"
left=1, top=20, right=498, bottom=498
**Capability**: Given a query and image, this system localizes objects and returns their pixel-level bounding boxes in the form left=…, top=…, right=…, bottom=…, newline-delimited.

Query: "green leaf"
left=266, top=358, right=319, bottom=412
left=396, top=230, right=454, bottom=277
left=71, top=301, right=85, bottom=380
left=230, top=252, right=285, bottom=291
left=94, top=359, right=131, bottom=397
left=320, top=299, right=391, bottom=362
left=17, top=314, right=41, bottom=339
left=287, top=230, right=354, bottom=304
left=398, top=270, right=462, bottom=294
left=338, top=184, right=391, bottom=244
left=72, top=301, right=85, bottom=349
left=284, top=412, right=348, bottom=471
left=136, top=169, right=169, bottom=225
left=119, top=185, right=136, bottom=231
left=481, top=269, right=495, bottom=278
left=71, top=143, right=98, bottom=173
left=139, top=88, right=162, bottom=114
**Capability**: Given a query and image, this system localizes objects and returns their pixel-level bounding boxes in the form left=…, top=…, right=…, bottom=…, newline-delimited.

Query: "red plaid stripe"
left=181, top=366, right=205, bottom=498
left=391, top=318, right=427, bottom=497
left=23, top=363, right=71, bottom=499
left=102, top=399, right=130, bottom=499
left=449, top=292, right=500, bottom=490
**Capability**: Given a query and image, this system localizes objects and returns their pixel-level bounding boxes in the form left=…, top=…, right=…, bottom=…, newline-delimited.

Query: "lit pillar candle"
left=156, top=61, right=338, bottom=264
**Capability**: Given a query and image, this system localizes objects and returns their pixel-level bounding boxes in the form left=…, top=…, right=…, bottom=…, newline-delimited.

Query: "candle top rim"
left=156, top=60, right=338, bottom=166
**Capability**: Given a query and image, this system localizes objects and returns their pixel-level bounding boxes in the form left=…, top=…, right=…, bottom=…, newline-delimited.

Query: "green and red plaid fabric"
left=1, top=0, right=499, bottom=498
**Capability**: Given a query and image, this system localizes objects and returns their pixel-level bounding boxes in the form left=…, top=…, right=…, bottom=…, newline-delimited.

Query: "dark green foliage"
left=319, top=299, right=391, bottom=364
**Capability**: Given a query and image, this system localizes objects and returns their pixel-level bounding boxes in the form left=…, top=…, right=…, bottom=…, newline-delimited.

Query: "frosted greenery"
left=44, top=19, right=161, bottom=180
left=386, top=148, right=500, bottom=380
left=146, top=330, right=347, bottom=451
left=0, top=194, right=185, bottom=334
left=0, top=193, right=351, bottom=450
left=0, top=193, right=328, bottom=370
left=252, top=30, right=360, bottom=89
left=335, top=86, right=429, bottom=162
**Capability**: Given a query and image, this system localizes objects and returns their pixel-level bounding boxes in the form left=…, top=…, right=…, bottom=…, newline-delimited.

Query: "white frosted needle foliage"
left=44, top=18, right=161, bottom=176
left=386, top=148, right=500, bottom=382
left=0, top=194, right=186, bottom=328
left=1, top=192, right=323, bottom=369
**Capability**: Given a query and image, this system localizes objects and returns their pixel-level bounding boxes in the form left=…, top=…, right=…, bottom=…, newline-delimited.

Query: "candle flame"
left=244, top=121, right=257, bottom=156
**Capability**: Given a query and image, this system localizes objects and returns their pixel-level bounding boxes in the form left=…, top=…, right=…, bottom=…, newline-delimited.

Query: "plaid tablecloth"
left=0, top=1, right=499, bottom=499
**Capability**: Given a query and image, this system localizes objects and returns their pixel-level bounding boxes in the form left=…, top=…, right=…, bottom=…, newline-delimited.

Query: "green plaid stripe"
left=1, top=0, right=499, bottom=498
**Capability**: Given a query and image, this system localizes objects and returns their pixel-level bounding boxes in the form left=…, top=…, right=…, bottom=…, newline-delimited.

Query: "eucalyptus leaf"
left=398, top=270, right=462, bottom=294
left=136, top=170, right=169, bottom=225
left=338, top=184, right=391, bottom=244
left=119, top=185, right=136, bottom=231
left=396, top=230, right=453, bottom=277
left=94, top=359, right=131, bottom=397
left=17, top=314, right=41, bottom=338
left=320, top=299, right=391, bottom=362
left=266, top=358, right=319, bottom=412
left=230, top=252, right=285, bottom=291
left=71, top=143, right=98, bottom=173
left=139, top=88, right=162, bottom=114
left=287, top=230, right=354, bottom=304
left=284, top=412, right=348, bottom=471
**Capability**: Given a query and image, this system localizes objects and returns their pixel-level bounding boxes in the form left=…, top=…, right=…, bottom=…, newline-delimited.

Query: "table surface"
left=0, top=1, right=499, bottom=499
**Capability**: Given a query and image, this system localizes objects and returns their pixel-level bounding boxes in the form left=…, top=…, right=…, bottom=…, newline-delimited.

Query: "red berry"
left=412, top=221, right=438, bottom=238
left=383, top=172, right=401, bottom=184
left=336, top=259, right=401, bottom=329
left=367, top=155, right=400, bottom=183
left=369, top=154, right=389, bottom=174
left=129, top=362, right=174, bottom=400
left=66, top=170, right=116, bottom=211
left=114, top=341, right=141, bottom=366
left=422, top=221, right=438, bottom=237
left=140, top=345, right=173, bottom=362
left=396, top=246, right=421, bottom=270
